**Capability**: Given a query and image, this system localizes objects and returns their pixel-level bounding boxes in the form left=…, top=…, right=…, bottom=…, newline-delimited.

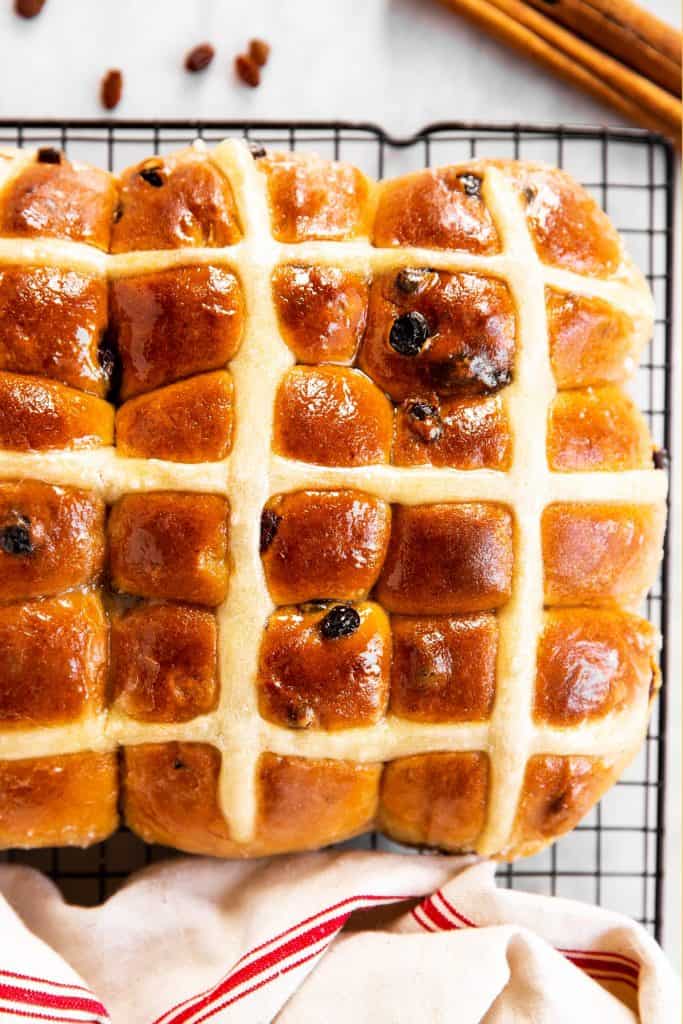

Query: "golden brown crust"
left=111, top=150, right=241, bottom=252
left=260, top=490, right=391, bottom=604
left=373, top=168, right=501, bottom=253
left=0, top=751, right=118, bottom=849
left=108, top=492, right=230, bottom=606
left=358, top=269, right=516, bottom=402
left=110, top=265, right=244, bottom=400
left=124, top=743, right=381, bottom=856
left=115, top=371, right=234, bottom=463
left=258, top=602, right=391, bottom=730
left=379, top=752, right=489, bottom=850
left=111, top=604, right=218, bottom=723
left=255, top=754, right=381, bottom=853
left=510, top=166, right=622, bottom=276
left=376, top=503, right=514, bottom=614
left=0, top=371, right=114, bottom=451
left=0, top=482, right=105, bottom=602
left=123, top=743, right=234, bottom=855
left=547, top=289, right=639, bottom=388
left=510, top=755, right=620, bottom=857
left=393, top=393, right=511, bottom=470
left=548, top=386, right=653, bottom=471
left=534, top=609, right=657, bottom=726
left=0, top=593, right=107, bottom=727
left=542, top=503, right=665, bottom=607
left=272, top=264, right=368, bottom=364
left=260, top=152, right=372, bottom=242
left=273, top=366, right=393, bottom=466
left=0, top=266, right=109, bottom=395
left=0, top=144, right=664, bottom=860
left=0, top=157, right=116, bottom=250
left=390, top=614, right=498, bottom=723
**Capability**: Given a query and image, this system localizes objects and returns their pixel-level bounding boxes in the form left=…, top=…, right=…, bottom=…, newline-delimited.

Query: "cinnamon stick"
left=525, top=0, right=681, bottom=95
left=441, top=0, right=681, bottom=142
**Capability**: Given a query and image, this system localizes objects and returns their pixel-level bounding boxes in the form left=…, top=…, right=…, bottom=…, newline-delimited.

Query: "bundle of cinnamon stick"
left=442, top=0, right=681, bottom=143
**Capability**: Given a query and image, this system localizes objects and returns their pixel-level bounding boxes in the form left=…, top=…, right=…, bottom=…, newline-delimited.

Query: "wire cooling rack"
left=0, top=120, right=674, bottom=941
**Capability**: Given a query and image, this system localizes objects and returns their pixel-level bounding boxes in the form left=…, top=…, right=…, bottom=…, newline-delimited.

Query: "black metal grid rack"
left=0, top=120, right=674, bottom=941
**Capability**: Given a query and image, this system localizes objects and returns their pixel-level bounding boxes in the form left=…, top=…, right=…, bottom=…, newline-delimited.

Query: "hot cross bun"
left=0, top=141, right=665, bottom=860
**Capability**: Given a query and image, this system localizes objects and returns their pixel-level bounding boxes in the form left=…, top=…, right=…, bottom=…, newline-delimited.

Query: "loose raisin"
left=0, top=515, right=33, bottom=556
left=523, top=185, right=537, bottom=204
left=36, top=146, right=61, bottom=165
left=389, top=312, right=430, bottom=357
left=260, top=509, right=282, bottom=553
left=235, top=53, right=260, bottom=87
left=248, top=141, right=267, bottom=159
left=15, top=0, right=46, bottom=18
left=101, top=69, right=123, bottom=111
left=185, top=43, right=215, bottom=72
left=459, top=173, right=482, bottom=197
left=248, top=38, right=270, bottom=67
left=319, top=604, right=361, bottom=640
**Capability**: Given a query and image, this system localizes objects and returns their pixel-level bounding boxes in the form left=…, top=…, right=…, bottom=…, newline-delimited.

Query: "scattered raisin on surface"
left=653, top=448, right=669, bottom=470
left=185, top=43, right=215, bottom=72
left=235, top=53, right=261, bottom=88
left=458, top=173, right=482, bottom=197
left=172, top=759, right=185, bottom=771
left=248, top=38, right=271, bottom=67
left=36, top=146, right=61, bottom=165
left=260, top=509, right=282, bottom=553
left=319, top=605, right=361, bottom=640
left=15, top=0, right=46, bottom=18
left=389, top=312, right=430, bottom=357
left=248, top=141, right=267, bottom=159
left=0, top=515, right=33, bottom=557
left=139, top=165, right=164, bottom=188
left=523, top=185, right=537, bottom=205
left=406, top=399, right=443, bottom=443
left=101, top=69, right=123, bottom=111
left=395, top=267, right=428, bottom=295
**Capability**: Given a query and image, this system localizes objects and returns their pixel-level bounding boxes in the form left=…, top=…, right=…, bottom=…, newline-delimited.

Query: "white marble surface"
left=0, top=0, right=678, bottom=131
left=0, top=0, right=680, bottom=965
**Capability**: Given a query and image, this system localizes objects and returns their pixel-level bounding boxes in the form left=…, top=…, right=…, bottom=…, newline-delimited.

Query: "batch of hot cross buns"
left=0, top=137, right=666, bottom=860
